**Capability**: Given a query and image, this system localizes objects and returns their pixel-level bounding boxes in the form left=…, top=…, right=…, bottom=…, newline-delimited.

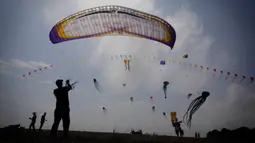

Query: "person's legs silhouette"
left=50, top=109, right=62, bottom=137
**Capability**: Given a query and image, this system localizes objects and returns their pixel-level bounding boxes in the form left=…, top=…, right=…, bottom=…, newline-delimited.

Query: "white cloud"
left=28, top=61, right=50, bottom=68
left=11, top=59, right=37, bottom=69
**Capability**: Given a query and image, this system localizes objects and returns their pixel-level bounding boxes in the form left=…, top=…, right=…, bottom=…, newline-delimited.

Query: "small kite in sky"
left=102, top=107, right=107, bottom=114
left=130, top=97, right=134, bottom=103
left=152, top=106, right=155, bottom=112
left=250, top=76, right=254, bottom=83
left=187, top=93, right=192, bottom=99
left=160, top=60, right=166, bottom=65
left=183, top=54, right=188, bottom=59
left=239, top=76, right=246, bottom=83
left=124, top=59, right=130, bottom=71
left=163, top=81, right=170, bottom=99
left=93, top=78, right=101, bottom=92
left=225, top=72, right=231, bottom=80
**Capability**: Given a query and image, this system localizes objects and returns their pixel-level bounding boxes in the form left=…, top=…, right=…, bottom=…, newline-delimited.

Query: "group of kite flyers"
left=44, top=76, right=210, bottom=138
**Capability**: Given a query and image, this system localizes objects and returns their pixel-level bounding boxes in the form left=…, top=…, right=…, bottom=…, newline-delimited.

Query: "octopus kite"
left=163, top=81, right=170, bottom=98
left=183, top=91, right=210, bottom=129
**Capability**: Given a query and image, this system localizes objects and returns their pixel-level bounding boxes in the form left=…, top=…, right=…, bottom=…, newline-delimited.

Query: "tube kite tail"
left=127, top=60, right=131, bottom=71
left=225, top=72, right=231, bottom=81
left=239, top=76, right=246, bottom=84
left=183, top=91, right=210, bottom=129
left=163, top=81, right=170, bottom=99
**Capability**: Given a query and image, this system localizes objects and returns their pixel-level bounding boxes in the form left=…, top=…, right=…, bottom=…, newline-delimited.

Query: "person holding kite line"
left=50, top=79, right=77, bottom=137
left=172, top=118, right=184, bottom=137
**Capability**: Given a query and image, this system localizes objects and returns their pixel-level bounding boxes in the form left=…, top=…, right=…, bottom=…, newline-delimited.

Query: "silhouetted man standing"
left=29, top=112, right=37, bottom=132
left=50, top=79, right=76, bottom=137
left=39, top=112, right=47, bottom=131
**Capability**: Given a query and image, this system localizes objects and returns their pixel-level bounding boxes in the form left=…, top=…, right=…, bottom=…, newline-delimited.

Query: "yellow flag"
left=170, top=112, right=177, bottom=122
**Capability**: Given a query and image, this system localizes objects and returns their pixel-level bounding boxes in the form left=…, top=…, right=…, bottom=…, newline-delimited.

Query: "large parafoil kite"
left=49, top=5, right=176, bottom=49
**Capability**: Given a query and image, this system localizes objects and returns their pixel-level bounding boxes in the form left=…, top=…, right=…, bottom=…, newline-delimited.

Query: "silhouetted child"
left=172, top=118, right=184, bottom=137
left=195, top=132, right=198, bottom=138
left=50, top=79, right=76, bottom=137
left=198, top=132, right=200, bottom=138
left=39, top=112, right=47, bottom=131
left=29, top=112, right=37, bottom=132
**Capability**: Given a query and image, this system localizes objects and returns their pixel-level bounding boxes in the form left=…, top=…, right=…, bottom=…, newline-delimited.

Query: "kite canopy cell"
left=49, top=5, right=176, bottom=49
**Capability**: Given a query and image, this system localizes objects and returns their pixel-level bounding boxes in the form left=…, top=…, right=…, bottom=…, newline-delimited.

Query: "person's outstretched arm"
left=65, top=80, right=77, bottom=91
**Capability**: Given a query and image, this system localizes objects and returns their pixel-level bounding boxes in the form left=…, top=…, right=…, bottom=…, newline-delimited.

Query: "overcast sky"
left=0, top=0, right=255, bottom=137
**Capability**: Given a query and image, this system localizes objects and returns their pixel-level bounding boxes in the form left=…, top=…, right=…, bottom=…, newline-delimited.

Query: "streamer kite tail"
left=127, top=60, right=131, bottom=71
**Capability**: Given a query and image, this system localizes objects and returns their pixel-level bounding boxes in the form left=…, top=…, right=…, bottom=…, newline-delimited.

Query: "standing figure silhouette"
left=29, top=112, right=37, bottom=132
left=39, top=112, right=47, bottom=131
left=50, top=79, right=76, bottom=137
